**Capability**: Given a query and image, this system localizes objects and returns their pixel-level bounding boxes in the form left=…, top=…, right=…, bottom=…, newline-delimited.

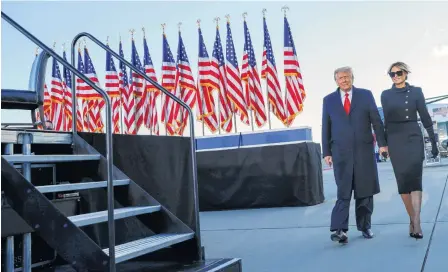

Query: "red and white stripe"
left=225, top=61, right=249, bottom=126
left=119, top=72, right=135, bottom=135
left=161, top=60, right=178, bottom=135
left=197, top=56, right=218, bottom=133
left=210, top=56, right=233, bottom=133
left=50, top=72, right=65, bottom=131
left=102, top=69, right=121, bottom=133
left=241, top=54, right=267, bottom=128
left=144, top=64, right=160, bottom=135
left=172, top=60, right=197, bottom=135
left=261, top=50, right=287, bottom=124
left=284, top=47, right=304, bottom=125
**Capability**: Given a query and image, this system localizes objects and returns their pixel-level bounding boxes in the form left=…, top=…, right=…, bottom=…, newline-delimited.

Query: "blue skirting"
left=195, top=127, right=312, bottom=150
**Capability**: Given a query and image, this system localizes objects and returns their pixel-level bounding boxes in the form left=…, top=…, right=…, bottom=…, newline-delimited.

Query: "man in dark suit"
left=321, top=66, right=387, bottom=244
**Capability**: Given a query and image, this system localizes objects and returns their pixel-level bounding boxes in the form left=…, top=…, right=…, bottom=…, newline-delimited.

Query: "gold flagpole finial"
left=161, top=23, right=166, bottom=34
left=197, top=19, right=201, bottom=28
left=62, top=43, right=66, bottom=52
left=106, top=36, right=109, bottom=45
left=142, top=27, right=146, bottom=37
left=242, top=12, right=248, bottom=20
left=225, top=14, right=231, bottom=23
left=35, top=47, right=39, bottom=56
left=178, top=22, right=182, bottom=32
left=52, top=42, right=56, bottom=50
left=129, top=29, right=135, bottom=40
left=262, top=8, right=267, bottom=17
left=281, top=6, right=289, bottom=16
left=213, top=17, right=220, bottom=29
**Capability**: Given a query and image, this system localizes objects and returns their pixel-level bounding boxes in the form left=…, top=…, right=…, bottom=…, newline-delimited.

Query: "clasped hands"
left=324, top=146, right=389, bottom=167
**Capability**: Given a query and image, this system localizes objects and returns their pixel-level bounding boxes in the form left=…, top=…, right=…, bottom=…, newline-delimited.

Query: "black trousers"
left=330, top=196, right=373, bottom=232
left=330, top=170, right=374, bottom=232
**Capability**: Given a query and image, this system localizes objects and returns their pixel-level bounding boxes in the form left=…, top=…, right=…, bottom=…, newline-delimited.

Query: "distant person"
left=44, top=120, right=54, bottom=130
left=321, top=67, right=387, bottom=244
left=380, top=62, right=438, bottom=240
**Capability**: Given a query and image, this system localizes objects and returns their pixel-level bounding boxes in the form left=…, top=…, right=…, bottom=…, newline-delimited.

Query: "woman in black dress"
left=380, top=62, right=439, bottom=239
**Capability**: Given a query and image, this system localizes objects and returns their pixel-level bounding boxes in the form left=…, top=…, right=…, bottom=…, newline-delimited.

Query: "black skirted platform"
left=197, top=142, right=325, bottom=211
left=80, top=134, right=325, bottom=213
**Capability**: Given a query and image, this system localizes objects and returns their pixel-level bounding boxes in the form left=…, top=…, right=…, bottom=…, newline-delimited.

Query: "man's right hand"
left=324, top=156, right=333, bottom=167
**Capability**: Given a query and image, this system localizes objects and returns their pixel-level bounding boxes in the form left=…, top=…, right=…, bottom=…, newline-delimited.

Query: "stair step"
left=1, top=129, right=72, bottom=144
left=2, top=154, right=100, bottom=163
left=36, top=179, right=130, bottom=193
left=104, top=233, right=195, bottom=263
left=69, top=206, right=161, bottom=227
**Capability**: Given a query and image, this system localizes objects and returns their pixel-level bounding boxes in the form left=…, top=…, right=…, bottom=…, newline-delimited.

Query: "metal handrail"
left=71, top=32, right=202, bottom=261
left=1, top=12, right=116, bottom=271
left=426, top=95, right=448, bottom=105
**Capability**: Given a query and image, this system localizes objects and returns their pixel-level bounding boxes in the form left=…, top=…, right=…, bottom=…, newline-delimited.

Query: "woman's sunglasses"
left=388, top=70, right=404, bottom=78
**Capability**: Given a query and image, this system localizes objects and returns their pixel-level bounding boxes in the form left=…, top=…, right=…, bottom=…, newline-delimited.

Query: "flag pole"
left=161, top=23, right=169, bottom=136
left=282, top=5, right=291, bottom=128
left=142, top=27, right=152, bottom=136
left=233, top=114, right=237, bottom=133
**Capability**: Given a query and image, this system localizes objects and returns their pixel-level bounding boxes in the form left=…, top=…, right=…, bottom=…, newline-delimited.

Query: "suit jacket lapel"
left=332, top=89, right=347, bottom=116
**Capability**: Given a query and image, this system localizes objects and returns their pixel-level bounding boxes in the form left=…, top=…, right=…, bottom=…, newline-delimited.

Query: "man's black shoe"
left=331, top=230, right=348, bottom=244
left=362, top=229, right=374, bottom=239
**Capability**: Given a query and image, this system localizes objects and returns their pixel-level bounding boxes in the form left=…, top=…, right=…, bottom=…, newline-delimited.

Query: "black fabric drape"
left=79, top=133, right=196, bottom=231
left=197, top=142, right=325, bottom=211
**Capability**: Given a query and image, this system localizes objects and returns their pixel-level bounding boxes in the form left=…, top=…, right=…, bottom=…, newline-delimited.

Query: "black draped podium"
left=197, top=142, right=325, bottom=211
left=80, top=134, right=324, bottom=213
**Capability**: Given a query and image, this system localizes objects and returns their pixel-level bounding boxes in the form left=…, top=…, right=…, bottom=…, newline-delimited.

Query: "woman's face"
left=389, top=66, right=407, bottom=85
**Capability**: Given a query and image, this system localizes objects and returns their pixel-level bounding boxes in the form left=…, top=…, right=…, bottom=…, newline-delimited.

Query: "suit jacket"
left=321, top=86, right=387, bottom=199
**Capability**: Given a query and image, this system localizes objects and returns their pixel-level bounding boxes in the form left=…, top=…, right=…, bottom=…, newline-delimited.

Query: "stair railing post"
left=70, top=40, right=115, bottom=271
left=4, top=143, right=15, bottom=272
left=21, top=133, right=32, bottom=272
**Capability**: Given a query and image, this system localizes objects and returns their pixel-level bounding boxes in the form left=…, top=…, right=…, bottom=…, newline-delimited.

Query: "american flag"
left=211, top=26, right=233, bottom=133
left=161, top=33, right=177, bottom=135
left=284, top=16, right=305, bottom=126
left=130, top=38, right=146, bottom=133
left=242, top=20, right=267, bottom=128
left=261, top=16, right=287, bottom=124
left=197, top=26, right=218, bottom=133
left=225, top=20, right=249, bottom=126
left=84, top=47, right=103, bottom=132
left=103, top=44, right=121, bottom=133
left=76, top=49, right=89, bottom=131
left=50, top=57, right=65, bottom=131
left=119, top=40, right=136, bottom=134
left=62, top=50, right=75, bottom=131
left=143, top=36, right=160, bottom=135
left=173, top=31, right=197, bottom=135
left=43, top=83, right=52, bottom=123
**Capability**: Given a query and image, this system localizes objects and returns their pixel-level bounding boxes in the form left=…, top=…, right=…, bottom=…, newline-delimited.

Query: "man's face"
left=336, top=71, right=353, bottom=92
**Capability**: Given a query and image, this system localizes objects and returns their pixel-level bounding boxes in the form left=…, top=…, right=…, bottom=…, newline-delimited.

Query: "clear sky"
left=2, top=1, right=448, bottom=143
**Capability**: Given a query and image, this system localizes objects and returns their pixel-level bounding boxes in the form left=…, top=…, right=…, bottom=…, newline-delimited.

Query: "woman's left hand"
left=431, top=143, right=439, bottom=158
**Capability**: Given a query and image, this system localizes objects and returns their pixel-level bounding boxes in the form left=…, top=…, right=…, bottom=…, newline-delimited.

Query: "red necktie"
left=343, top=93, right=350, bottom=115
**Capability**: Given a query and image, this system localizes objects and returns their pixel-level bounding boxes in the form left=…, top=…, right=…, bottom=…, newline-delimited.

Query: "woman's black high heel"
left=413, top=233, right=423, bottom=239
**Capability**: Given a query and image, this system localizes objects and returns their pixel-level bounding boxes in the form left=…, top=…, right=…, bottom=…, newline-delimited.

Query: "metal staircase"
left=2, top=135, right=197, bottom=271
left=0, top=11, right=228, bottom=272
